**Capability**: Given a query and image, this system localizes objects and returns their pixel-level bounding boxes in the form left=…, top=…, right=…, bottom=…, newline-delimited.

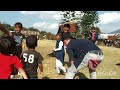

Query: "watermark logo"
left=97, top=71, right=116, bottom=76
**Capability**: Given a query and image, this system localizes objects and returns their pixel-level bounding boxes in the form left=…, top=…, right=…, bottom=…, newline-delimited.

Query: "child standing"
left=53, top=34, right=66, bottom=74
left=11, top=22, right=26, bottom=58
left=21, top=35, right=44, bottom=79
left=10, top=22, right=26, bottom=76
left=0, top=36, right=28, bottom=79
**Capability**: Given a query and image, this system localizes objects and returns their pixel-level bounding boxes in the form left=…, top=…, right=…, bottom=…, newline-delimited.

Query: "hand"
left=70, top=61, right=74, bottom=65
left=95, top=41, right=98, bottom=45
left=39, top=72, right=43, bottom=79
left=53, top=48, right=56, bottom=51
left=74, top=76, right=80, bottom=79
left=9, top=32, right=12, bottom=36
left=20, top=52, right=23, bottom=58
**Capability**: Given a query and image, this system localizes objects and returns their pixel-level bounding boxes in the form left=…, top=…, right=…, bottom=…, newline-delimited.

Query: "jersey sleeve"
left=12, top=56, right=23, bottom=69
left=37, top=53, right=44, bottom=64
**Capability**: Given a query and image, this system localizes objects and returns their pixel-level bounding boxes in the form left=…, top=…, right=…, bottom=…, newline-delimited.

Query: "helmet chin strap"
left=0, top=24, right=10, bottom=36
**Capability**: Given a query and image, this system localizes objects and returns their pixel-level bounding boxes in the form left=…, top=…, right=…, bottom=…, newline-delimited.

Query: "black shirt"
left=21, top=49, right=44, bottom=78
left=11, top=32, right=25, bottom=47
left=11, top=32, right=25, bottom=58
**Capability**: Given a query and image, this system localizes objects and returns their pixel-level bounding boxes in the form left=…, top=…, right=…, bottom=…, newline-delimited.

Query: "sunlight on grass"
left=35, top=40, right=120, bottom=79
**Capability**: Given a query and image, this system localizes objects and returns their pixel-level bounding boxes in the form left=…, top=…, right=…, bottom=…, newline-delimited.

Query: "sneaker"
left=116, top=63, right=120, bottom=67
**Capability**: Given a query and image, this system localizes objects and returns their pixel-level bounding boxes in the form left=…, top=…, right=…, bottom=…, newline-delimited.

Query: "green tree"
left=60, top=11, right=82, bottom=38
left=60, top=11, right=99, bottom=39
left=29, top=27, right=40, bottom=32
left=81, top=11, right=99, bottom=34
left=2, top=23, right=14, bottom=31
left=60, top=11, right=80, bottom=24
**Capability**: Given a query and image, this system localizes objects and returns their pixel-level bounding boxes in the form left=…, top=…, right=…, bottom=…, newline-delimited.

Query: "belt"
left=89, top=50, right=103, bottom=55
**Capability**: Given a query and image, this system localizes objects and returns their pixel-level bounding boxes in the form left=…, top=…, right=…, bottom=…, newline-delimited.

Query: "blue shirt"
left=66, top=39, right=101, bottom=68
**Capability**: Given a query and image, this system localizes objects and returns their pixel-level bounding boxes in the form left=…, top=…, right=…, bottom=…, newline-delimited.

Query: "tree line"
left=0, top=22, right=55, bottom=40
left=60, top=11, right=101, bottom=38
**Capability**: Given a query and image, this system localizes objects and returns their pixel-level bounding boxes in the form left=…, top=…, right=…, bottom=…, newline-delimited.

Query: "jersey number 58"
left=23, top=53, right=34, bottom=63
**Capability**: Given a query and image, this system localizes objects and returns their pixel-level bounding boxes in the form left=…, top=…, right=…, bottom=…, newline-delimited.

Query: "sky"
left=0, top=11, right=120, bottom=34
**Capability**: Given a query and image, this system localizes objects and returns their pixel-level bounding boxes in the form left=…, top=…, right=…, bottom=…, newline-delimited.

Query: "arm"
left=13, top=56, right=28, bottom=79
left=66, top=46, right=75, bottom=65
left=95, top=41, right=98, bottom=45
left=37, top=53, right=44, bottom=78
left=22, top=39, right=26, bottom=54
left=38, top=62, right=43, bottom=74
left=38, top=62, right=43, bottom=79
left=18, top=68, right=28, bottom=79
left=95, top=34, right=98, bottom=45
left=0, top=24, right=10, bottom=36
left=54, top=41, right=63, bottom=51
left=8, top=32, right=12, bottom=36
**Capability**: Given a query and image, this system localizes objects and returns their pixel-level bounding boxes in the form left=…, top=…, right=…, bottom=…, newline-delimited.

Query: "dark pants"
left=11, top=46, right=22, bottom=75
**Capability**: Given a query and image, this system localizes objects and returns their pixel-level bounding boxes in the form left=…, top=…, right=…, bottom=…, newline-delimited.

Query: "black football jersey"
left=21, top=49, right=44, bottom=78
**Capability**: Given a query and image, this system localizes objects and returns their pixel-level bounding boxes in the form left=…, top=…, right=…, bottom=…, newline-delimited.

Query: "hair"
left=91, top=26, right=96, bottom=30
left=14, top=22, right=23, bottom=29
left=0, top=36, right=16, bottom=55
left=62, top=33, right=73, bottom=41
left=26, top=35, right=37, bottom=49
left=64, top=24, right=70, bottom=28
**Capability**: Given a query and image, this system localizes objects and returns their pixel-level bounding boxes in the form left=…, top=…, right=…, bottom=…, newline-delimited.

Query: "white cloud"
left=98, top=12, right=120, bottom=24
left=20, top=11, right=61, bottom=20
left=20, top=11, right=38, bottom=14
left=33, top=22, right=59, bottom=34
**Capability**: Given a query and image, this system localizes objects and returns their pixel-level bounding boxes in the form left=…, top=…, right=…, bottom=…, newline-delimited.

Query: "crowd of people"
left=0, top=22, right=104, bottom=79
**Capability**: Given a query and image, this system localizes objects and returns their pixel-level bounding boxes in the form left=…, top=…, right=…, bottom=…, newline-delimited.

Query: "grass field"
left=29, top=40, right=120, bottom=79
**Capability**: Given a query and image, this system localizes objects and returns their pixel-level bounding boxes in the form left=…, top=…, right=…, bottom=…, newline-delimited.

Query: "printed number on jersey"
left=23, top=53, right=34, bottom=63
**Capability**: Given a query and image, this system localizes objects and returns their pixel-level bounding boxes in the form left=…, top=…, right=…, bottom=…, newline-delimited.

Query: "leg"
left=56, top=59, right=61, bottom=74
left=56, top=66, right=60, bottom=74
left=88, top=52, right=103, bottom=79
left=89, top=68, right=96, bottom=79
left=90, top=71, right=96, bottom=79
left=60, top=66, right=66, bottom=73
left=76, top=53, right=90, bottom=71
left=56, top=58, right=66, bottom=73
left=65, top=53, right=90, bottom=79
left=65, top=64, right=77, bottom=79
left=59, top=54, right=66, bottom=73
left=15, top=49, right=21, bottom=75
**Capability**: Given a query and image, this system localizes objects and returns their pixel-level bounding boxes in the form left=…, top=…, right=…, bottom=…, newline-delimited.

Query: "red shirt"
left=0, top=54, right=23, bottom=79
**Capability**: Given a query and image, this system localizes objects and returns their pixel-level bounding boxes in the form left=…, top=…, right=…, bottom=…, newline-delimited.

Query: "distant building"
left=99, top=34, right=115, bottom=39
left=99, top=33, right=120, bottom=40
